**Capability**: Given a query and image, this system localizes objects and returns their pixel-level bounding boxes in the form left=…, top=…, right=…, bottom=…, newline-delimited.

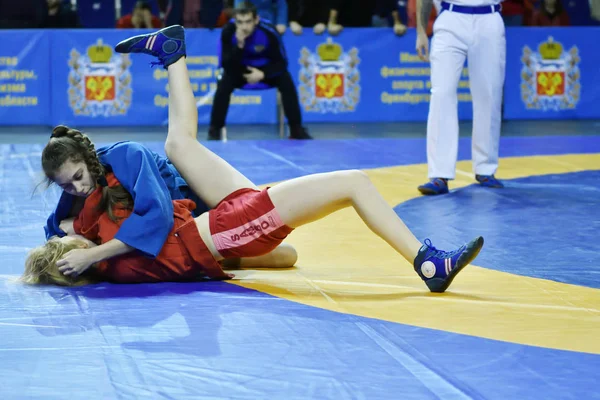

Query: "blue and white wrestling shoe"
left=114, top=25, right=186, bottom=69
left=475, top=174, right=504, bottom=188
left=413, top=236, right=484, bottom=293
left=418, top=178, right=449, bottom=195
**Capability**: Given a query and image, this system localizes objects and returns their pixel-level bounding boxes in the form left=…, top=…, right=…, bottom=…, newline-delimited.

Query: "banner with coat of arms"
left=67, top=39, right=132, bottom=117
left=50, top=30, right=161, bottom=126
left=284, top=28, right=456, bottom=123
left=520, top=36, right=580, bottom=111
left=298, top=38, right=361, bottom=114
left=2, top=27, right=600, bottom=126
left=504, top=28, right=600, bottom=119
left=49, top=29, right=276, bottom=127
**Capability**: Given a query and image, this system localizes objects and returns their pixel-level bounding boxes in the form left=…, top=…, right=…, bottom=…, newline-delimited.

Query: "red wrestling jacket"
left=73, top=173, right=230, bottom=283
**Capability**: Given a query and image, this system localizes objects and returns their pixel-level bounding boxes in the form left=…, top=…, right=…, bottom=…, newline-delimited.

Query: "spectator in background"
left=0, top=0, right=47, bottom=28
left=209, top=1, right=312, bottom=140
left=372, top=0, right=407, bottom=36
left=531, top=0, right=570, bottom=25
left=183, top=0, right=202, bottom=27
left=327, top=0, right=379, bottom=35
left=183, top=0, right=230, bottom=28
left=287, top=0, right=329, bottom=34
left=44, top=0, right=80, bottom=28
left=164, top=0, right=184, bottom=26
left=157, top=0, right=168, bottom=19
left=116, top=1, right=163, bottom=29
left=216, top=1, right=235, bottom=26
left=501, top=0, right=526, bottom=26
left=234, top=0, right=288, bottom=34
left=522, top=0, right=537, bottom=25
left=327, top=1, right=343, bottom=35
left=592, top=0, right=600, bottom=22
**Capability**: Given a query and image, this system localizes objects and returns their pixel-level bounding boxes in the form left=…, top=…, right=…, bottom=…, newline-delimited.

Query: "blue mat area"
left=3, top=280, right=598, bottom=400
left=1, top=135, right=599, bottom=399
left=134, top=134, right=600, bottom=184
left=396, top=170, right=600, bottom=289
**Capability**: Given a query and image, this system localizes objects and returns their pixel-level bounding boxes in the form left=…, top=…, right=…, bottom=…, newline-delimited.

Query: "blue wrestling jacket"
left=44, top=141, right=209, bottom=258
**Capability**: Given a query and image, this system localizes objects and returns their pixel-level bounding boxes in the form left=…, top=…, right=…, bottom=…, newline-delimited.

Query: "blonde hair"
left=21, top=239, right=99, bottom=287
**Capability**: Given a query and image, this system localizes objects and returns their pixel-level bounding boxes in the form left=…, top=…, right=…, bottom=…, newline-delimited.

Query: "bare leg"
left=114, top=27, right=314, bottom=272
left=164, top=58, right=298, bottom=268
left=158, top=50, right=474, bottom=285
left=221, top=243, right=298, bottom=269
left=164, top=58, right=258, bottom=208
left=163, top=59, right=421, bottom=264
left=268, top=170, right=424, bottom=263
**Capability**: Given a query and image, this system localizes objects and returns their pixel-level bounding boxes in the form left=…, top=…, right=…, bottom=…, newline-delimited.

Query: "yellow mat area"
left=231, top=154, right=600, bottom=354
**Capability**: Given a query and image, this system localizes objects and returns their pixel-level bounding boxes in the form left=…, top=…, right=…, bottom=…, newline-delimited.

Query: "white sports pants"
left=426, top=8, right=506, bottom=179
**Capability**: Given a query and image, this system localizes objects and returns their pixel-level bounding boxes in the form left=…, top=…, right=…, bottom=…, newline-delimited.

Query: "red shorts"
left=208, top=188, right=293, bottom=258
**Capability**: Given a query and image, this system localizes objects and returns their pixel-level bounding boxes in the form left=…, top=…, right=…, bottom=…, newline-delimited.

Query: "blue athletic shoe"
left=418, top=178, right=449, bottom=195
left=476, top=174, right=504, bottom=188
left=114, top=25, right=186, bottom=69
left=414, top=236, right=484, bottom=293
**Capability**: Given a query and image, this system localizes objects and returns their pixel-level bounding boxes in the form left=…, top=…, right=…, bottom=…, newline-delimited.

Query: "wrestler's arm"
left=45, top=192, right=74, bottom=238
left=84, top=239, right=133, bottom=264
left=70, top=210, right=131, bottom=261
left=45, top=188, right=88, bottom=239
left=59, top=142, right=176, bottom=270
left=96, top=142, right=175, bottom=258
left=61, top=200, right=134, bottom=273
left=59, top=217, right=77, bottom=236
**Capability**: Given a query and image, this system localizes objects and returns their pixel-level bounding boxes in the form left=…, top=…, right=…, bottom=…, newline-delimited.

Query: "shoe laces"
left=423, top=238, right=463, bottom=259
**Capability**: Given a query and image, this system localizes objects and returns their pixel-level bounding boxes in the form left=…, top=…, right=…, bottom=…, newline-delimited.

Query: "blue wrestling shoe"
left=413, top=236, right=484, bottom=293
left=417, top=178, right=449, bottom=195
left=475, top=174, right=504, bottom=188
left=114, top=25, right=186, bottom=69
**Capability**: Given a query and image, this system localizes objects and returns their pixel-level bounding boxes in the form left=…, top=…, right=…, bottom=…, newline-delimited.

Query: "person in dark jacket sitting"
left=208, top=1, right=312, bottom=140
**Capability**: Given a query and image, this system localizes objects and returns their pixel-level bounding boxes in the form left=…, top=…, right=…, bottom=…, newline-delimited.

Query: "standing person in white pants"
left=415, top=0, right=506, bottom=195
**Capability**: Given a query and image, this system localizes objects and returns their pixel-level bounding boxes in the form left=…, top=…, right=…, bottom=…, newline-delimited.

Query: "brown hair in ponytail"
left=42, top=125, right=133, bottom=222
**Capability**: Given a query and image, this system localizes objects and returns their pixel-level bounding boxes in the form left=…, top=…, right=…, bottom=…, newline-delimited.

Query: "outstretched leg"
left=115, top=25, right=258, bottom=208
left=114, top=26, right=298, bottom=268
left=162, top=59, right=299, bottom=267
left=115, top=26, right=483, bottom=292
left=268, top=170, right=484, bottom=293
left=164, top=58, right=260, bottom=208
left=269, top=170, right=423, bottom=260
